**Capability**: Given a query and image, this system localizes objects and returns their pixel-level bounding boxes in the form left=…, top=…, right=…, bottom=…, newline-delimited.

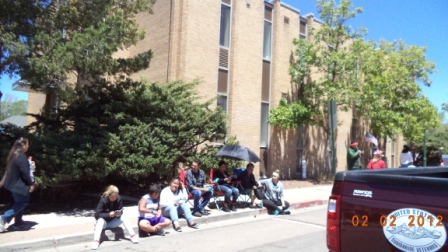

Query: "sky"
left=1, top=0, right=447, bottom=111
left=284, top=0, right=448, bottom=112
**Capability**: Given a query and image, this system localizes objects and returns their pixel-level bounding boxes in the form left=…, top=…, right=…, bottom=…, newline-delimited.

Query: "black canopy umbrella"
left=215, top=145, right=261, bottom=163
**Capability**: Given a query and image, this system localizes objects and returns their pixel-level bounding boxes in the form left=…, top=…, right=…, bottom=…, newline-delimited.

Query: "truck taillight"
left=327, top=188, right=342, bottom=252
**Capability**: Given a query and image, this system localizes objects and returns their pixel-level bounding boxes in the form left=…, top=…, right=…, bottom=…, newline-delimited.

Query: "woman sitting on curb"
left=258, top=170, right=290, bottom=215
left=160, top=177, right=199, bottom=232
left=92, top=185, right=138, bottom=250
left=138, top=184, right=171, bottom=236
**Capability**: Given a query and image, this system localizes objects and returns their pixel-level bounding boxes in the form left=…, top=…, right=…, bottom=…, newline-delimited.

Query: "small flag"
left=365, top=133, right=378, bottom=146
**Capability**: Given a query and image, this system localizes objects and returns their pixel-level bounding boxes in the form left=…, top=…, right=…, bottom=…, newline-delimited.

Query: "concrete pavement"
left=0, top=185, right=333, bottom=251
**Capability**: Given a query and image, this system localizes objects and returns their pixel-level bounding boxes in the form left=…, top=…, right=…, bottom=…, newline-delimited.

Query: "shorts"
left=138, top=216, right=167, bottom=226
left=245, top=188, right=255, bottom=196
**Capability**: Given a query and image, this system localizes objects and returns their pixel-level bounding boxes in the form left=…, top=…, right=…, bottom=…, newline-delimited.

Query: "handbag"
left=254, top=185, right=266, bottom=200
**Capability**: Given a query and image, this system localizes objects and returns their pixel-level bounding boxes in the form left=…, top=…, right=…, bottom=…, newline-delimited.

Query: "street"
left=33, top=205, right=328, bottom=252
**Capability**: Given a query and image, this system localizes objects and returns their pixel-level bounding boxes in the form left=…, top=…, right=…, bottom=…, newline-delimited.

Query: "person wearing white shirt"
left=160, top=178, right=198, bottom=232
left=399, top=145, right=414, bottom=168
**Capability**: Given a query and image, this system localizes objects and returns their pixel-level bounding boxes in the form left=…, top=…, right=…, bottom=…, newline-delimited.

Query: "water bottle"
left=259, top=202, right=263, bottom=208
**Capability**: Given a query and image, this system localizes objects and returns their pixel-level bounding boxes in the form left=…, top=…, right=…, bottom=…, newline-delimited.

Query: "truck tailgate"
left=339, top=170, right=448, bottom=252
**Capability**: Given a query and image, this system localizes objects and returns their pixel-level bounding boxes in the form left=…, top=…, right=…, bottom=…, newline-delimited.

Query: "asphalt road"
left=34, top=205, right=328, bottom=252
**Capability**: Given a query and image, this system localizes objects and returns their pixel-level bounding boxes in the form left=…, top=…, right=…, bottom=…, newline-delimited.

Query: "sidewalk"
left=0, top=185, right=332, bottom=251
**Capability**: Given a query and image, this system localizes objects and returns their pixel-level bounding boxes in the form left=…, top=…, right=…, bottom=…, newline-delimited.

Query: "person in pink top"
left=367, top=150, right=386, bottom=170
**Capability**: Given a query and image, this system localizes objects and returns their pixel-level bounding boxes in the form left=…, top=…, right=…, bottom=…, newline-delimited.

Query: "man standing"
left=347, top=141, right=363, bottom=170
left=186, top=159, right=212, bottom=217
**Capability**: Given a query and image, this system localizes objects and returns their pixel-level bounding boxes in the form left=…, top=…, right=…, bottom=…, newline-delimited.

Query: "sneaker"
left=192, top=211, right=202, bottom=217
left=282, top=210, right=291, bottom=215
left=188, top=222, right=199, bottom=229
left=130, top=234, right=139, bottom=244
left=91, top=240, right=100, bottom=250
left=7, top=223, right=30, bottom=231
left=231, top=205, right=237, bottom=212
left=222, top=206, right=231, bottom=212
left=0, top=218, right=6, bottom=232
left=199, top=210, right=210, bottom=216
left=156, top=228, right=166, bottom=236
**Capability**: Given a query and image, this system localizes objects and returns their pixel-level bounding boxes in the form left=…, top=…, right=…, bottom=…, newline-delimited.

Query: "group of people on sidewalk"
left=0, top=138, right=290, bottom=251
left=347, top=140, right=445, bottom=170
left=90, top=159, right=291, bottom=249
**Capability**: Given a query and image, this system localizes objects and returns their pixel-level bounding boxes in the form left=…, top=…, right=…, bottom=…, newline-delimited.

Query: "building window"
left=220, top=4, right=231, bottom=48
left=260, top=103, right=269, bottom=147
left=217, top=95, right=227, bottom=113
left=263, top=21, right=272, bottom=61
left=299, top=20, right=307, bottom=39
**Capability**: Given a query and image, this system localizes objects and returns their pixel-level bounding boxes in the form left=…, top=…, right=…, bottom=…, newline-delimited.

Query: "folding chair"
left=209, top=168, right=224, bottom=210
left=179, top=169, right=199, bottom=208
left=232, top=167, right=250, bottom=208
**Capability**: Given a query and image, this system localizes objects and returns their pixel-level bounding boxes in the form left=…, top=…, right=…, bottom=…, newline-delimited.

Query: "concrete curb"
left=1, top=199, right=327, bottom=251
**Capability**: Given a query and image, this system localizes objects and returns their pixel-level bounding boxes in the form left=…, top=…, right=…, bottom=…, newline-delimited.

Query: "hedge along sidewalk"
left=0, top=186, right=332, bottom=251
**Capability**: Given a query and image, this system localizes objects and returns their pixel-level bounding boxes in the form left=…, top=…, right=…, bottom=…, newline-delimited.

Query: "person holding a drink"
left=160, top=177, right=199, bottom=232
left=214, top=160, right=239, bottom=212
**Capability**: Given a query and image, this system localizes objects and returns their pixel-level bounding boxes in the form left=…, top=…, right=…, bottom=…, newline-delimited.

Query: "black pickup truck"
left=326, top=167, right=448, bottom=252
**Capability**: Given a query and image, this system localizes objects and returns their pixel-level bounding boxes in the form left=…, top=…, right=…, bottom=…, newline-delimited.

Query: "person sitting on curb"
left=214, top=160, right=239, bottom=212
left=91, top=185, right=138, bottom=250
left=186, top=159, right=212, bottom=217
left=237, top=163, right=259, bottom=208
left=138, top=184, right=171, bottom=237
left=160, top=177, right=199, bottom=232
left=258, top=170, right=290, bottom=215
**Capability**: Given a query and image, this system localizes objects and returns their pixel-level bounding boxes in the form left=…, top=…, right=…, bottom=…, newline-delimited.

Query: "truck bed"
left=333, top=167, right=448, bottom=252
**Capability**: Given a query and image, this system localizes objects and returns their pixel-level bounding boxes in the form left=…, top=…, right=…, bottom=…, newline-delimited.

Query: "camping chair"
left=209, top=168, right=226, bottom=211
left=232, top=167, right=250, bottom=208
left=179, top=169, right=201, bottom=208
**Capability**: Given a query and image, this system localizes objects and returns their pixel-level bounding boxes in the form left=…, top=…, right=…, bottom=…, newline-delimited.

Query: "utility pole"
left=423, top=129, right=427, bottom=166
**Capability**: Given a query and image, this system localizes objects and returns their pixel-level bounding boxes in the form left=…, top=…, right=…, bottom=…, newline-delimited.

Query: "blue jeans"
left=1, top=191, right=30, bottom=224
left=400, top=163, right=410, bottom=168
left=162, top=203, right=193, bottom=224
left=217, top=185, right=239, bottom=203
left=191, top=189, right=212, bottom=213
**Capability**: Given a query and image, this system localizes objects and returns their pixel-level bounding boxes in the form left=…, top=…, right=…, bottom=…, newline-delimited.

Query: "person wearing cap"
left=347, top=141, right=364, bottom=170
left=438, top=147, right=444, bottom=166
left=367, top=150, right=386, bottom=170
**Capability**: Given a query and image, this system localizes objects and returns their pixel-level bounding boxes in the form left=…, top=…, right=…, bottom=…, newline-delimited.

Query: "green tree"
left=0, top=99, right=28, bottom=121
left=1, top=0, right=155, bottom=92
left=356, top=39, right=439, bottom=147
left=270, top=0, right=364, bottom=130
left=24, top=80, right=228, bottom=187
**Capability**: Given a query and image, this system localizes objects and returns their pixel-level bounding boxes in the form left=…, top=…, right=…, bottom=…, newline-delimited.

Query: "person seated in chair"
left=160, top=177, right=199, bottom=232
left=258, top=170, right=290, bottom=215
left=237, top=163, right=259, bottom=208
left=186, top=159, right=212, bottom=217
left=138, top=184, right=171, bottom=237
left=214, top=161, right=239, bottom=212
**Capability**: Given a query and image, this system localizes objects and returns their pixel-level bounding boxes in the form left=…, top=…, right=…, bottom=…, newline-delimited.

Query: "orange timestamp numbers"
left=351, top=214, right=444, bottom=227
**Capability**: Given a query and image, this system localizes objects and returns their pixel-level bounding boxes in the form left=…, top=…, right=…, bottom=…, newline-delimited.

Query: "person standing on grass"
left=91, top=185, right=138, bottom=250
left=0, top=137, right=35, bottom=232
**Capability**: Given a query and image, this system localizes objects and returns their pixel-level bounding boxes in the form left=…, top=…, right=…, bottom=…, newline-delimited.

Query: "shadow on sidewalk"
left=5, top=221, right=39, bottom=232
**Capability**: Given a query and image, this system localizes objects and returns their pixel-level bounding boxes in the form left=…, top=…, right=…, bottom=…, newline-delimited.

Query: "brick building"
left=19, top=0, right=405, bottom=178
